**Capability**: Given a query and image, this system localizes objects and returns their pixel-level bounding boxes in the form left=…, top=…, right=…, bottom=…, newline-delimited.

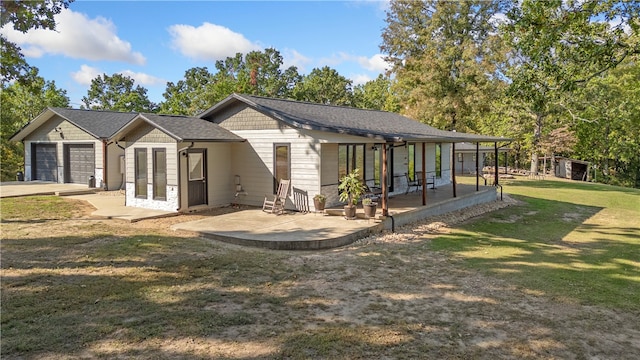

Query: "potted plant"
left=362, top=197, right=377, bottom=218
left=338, top=168, right=365, bottom=219
left=313, top=193, right=326, bottom=211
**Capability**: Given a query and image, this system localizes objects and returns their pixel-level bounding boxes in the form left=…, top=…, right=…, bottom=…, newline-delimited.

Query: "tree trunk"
left=530, top=113, right=544, bottom=174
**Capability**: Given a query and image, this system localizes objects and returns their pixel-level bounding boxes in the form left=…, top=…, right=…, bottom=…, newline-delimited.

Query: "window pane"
left=135, top=149, right=147, bottom=198
left=153, top=149, right=166, bottom=200
left=354, top=144, right=364, bottom=178
left=338, top=145, right=347, bottom=180
left=275, top=145, right=289, bottom=180
left=435, top=143, right=442, bottom=178
left=408, top=143, right=415, bottom=179
left=373, top=146, right=380, bottom=186
left=188, top=152, right=203, bottom=180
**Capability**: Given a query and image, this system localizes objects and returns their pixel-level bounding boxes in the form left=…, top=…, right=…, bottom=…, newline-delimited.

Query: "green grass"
left=434, top=177, right=640, bottom=310
left=0, top=196, right=77, bottom=222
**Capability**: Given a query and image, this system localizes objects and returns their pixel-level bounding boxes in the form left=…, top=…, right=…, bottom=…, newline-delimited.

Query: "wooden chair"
left=263, top=179, right=290, bottom=214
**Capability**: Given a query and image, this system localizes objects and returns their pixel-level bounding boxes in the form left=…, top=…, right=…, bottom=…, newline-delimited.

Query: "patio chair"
left=405, top=172, right=420, bottom=194
left=263, top=179, right=290, bottom=214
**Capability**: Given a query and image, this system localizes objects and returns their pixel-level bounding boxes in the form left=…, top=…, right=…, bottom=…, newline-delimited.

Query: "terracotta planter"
left=314, top=198, right=326, bottom=211
left=363, top=203, right=377, bottom=218
left=344, top=205, right=357, bottom=219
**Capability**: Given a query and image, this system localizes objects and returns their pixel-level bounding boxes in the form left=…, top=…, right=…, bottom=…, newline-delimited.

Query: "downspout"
left=114, top=141, right=126, bottom=190
left=102, top=140, right=108, bottom=190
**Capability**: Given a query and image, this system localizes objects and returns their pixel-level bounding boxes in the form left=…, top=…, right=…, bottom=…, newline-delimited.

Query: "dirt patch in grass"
left=1, top=194, right=639, bottom=359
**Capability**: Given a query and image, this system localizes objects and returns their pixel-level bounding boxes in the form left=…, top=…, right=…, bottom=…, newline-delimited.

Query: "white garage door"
left=65, top=144, right=95, bottom=184
left=33, top=144, right=58, bottom=182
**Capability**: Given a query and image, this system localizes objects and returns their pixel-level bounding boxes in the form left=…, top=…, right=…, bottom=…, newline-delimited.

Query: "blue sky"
left=2, top=0, right=391, bottom=108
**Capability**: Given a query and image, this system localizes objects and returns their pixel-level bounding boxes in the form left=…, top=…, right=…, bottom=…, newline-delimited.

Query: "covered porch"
left=171, top=183, right=497, bottom=250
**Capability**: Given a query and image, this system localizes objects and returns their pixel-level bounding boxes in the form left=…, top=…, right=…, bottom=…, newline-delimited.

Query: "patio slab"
left=171, top=210, right=382, bottom=250
left=67, top=193, right=176, bottom=222
left=0, top=181, right=94, bottom=198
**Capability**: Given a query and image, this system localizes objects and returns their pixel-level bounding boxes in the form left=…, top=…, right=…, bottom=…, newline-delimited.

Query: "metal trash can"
left=16, top=171, right=24, bottom=181
left=88, top=175, right=96, bottom=188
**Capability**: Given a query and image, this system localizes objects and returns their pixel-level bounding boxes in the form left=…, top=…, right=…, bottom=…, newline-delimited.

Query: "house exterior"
left=13, top=94, right=508, bottom=215
left=10, top=108, right=137, bottom=189
left=453, top=142, right=510, bottom=175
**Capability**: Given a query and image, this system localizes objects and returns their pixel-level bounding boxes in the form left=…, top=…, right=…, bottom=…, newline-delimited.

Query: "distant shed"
left=555, top=157, right=590, bottom=181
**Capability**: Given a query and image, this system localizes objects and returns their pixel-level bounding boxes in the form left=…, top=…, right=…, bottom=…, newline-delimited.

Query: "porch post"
left=381, top=143, right=388, bottom=217
left=476, top=142, right=480, bottom=191
left=452, top=142, right=457, bottom=198
left=494, top=142, right=499, bottom=185
left=421, top=142, right=426, bottom=206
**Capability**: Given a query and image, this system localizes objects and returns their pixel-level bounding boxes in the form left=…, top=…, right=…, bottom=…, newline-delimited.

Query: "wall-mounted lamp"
left=371, top=145, right=378, bottom=151
left=54, top=127, right=62, bottom=132
left=181, top=151, right=187, bottom=157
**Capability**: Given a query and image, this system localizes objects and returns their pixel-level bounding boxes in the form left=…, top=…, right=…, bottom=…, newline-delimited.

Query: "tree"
left=1, top=0, right=73, bottom=86
left=501, top=0, right=640, bottom=174
left=159, top=67, right=214, bottom=115
left=352, top=74, right=400, bottom=112
left=211, top=48, right=300, bottom=101
left=1, top=69, right=69, bottom=180
left=572, top=59, right=640, bottom=187
left=381, top=0, right=507, bottom=131
left=292, top=66, right=353, bottom=106
left=82, top=73, right=156, bottom=112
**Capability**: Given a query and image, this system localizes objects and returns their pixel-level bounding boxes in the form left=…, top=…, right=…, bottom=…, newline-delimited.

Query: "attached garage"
left=10, top=108, right=137, bottom=189
left=32, top=143, right=58, bottom=182
left=64, top=144, right=95, bottom=184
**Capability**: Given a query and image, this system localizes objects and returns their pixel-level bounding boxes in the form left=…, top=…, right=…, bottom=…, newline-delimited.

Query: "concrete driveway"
left=0, top=181, right=91, bottom=198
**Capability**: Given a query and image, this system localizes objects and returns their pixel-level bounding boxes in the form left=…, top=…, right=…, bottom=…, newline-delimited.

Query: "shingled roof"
left=199, top=94, right=508, bottom=143
left=10, top=107, right=138, bottom=141
left=135, top=113, right=244, bottom=142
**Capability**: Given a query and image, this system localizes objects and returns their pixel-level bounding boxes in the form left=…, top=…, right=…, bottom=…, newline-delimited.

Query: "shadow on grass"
left=430, top=195, right=640, bottom=311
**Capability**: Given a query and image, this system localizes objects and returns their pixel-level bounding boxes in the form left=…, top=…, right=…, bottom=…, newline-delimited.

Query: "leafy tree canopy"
left=1, top=0, right=73, bottom=86
left=82, top=73, right=156, bottom=112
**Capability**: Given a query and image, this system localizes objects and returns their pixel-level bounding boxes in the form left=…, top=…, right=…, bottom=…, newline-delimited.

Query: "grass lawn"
left=444, top=176, right=640, bottom=311
left=1, top=179, right=639, bottom=359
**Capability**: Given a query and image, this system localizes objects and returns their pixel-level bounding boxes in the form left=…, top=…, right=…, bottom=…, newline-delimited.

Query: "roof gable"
left=10, top=107, right=137, bottom=142
left=113, top=113, right=244, bottom=142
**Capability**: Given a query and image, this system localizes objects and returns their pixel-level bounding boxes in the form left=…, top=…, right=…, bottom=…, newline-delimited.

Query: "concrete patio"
left=2, top=181, right=499, bottom=249
left=171, top=183, right=498, bottom=250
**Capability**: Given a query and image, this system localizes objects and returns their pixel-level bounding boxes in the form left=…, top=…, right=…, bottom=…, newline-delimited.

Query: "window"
left=338, top=144, right=365, bottom=180
left=408, top=143, right=416, bottom=180
left=135, top=148, right=147, bottom=198
left=274, top=144, right=290, bottom=192
left=373, top=146, right=381, bottom=186
left=188, top=152, right=204, bottom=181
left=153, top=148, right=166, bottom=200
left=435, top=143, right=442, bottom=178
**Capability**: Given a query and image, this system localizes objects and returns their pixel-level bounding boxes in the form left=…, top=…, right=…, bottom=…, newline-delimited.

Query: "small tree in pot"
left=313, top=193, right=326, bottom=211
left=362, top=197, right=377, bottom=218
left=338, top=168, right=365, bottom=219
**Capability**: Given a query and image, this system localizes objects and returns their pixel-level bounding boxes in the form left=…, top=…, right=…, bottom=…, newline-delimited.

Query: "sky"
left=1, top=0, right=392, bottom=108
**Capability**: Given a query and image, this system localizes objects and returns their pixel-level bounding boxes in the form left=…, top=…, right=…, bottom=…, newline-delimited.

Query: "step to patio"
left=56, top=189, right=98, bottom=196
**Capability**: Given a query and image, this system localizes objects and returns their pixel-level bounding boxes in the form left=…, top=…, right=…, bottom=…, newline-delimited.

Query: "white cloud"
left=71, top=65, right=103, bottom=86
left=71, top=65, right=165, bottom=87
left=352, top=74, right=373, bottom=86
left=356, top=53, right=389, bottom=72
left=120, top=70, right=166, bottom=86
left=282, top=49, right=312, bottom=72
left=319, top=52, right=390, bottom=73
left=168, top=22, right=261, bottom=61
left=0, top=9, right=145, bottom=64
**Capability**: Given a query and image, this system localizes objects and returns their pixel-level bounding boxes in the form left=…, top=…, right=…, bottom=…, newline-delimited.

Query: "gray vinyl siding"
left=125, top=122, right=175, bottom=143
left=23, top=116, right=103, bottom=184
